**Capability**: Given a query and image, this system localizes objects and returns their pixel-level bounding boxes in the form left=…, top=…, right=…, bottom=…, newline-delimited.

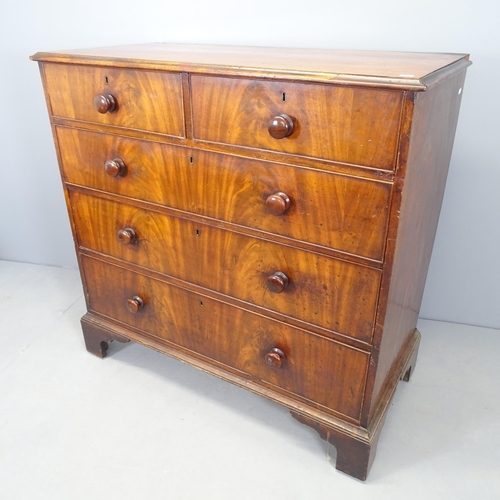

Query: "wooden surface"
left=34, top=44, right=470, bottom=480
left=364, top=68, right=469, bottom=424
left=32, top=43, right=470, bottom=90
left=70, top=190, right=381, bottom=342
left=80, top=318, right=129, bottom=358
left=43, top=64, right=185, bottom=136
left=81, top=255, right=369, bottom=421
left=191, top=76, right=403, bottom=170
left=57, top=126, right=391, bottom=261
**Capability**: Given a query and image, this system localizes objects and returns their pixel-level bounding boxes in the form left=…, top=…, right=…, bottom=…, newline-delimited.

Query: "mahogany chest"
left=31, top=44, right=470, bottom=480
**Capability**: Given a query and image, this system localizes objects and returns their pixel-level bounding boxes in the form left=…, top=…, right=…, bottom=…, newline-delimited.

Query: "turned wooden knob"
left=94, top=94, right=116, bottom=114
left=266, top=271, right=289, bottom=293
left=265, top=347, right=285, bottom=368
left=104, top=158, right=126, bottom=177
left=265, top=192, right=291, bottom=215
left=117, top=227, right=137, bottom=246
left=126, top=295, right=144, bottom=313
left=268, top=114, right=294, bottom=139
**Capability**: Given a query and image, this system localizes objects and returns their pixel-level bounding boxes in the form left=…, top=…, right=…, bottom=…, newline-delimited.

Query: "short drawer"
left=71, top=191, right=380, bottom=342
left=43, top=64, right=184, bottom=136
left=58, top=127, right=391, bottom=261
left=82, top=255, right=369, bottom=421
left=191, top=75, right=403, bottom=170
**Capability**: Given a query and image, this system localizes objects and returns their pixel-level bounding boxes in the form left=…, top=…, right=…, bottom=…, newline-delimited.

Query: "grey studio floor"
left=0, top=260, right=499, bottom=500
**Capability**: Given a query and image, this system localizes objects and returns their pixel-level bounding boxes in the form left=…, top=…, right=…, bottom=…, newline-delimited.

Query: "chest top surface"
left=31, top=43, right=470, bottom=90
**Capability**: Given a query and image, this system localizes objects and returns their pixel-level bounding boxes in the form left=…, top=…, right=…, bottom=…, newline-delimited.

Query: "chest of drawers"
left=32, top=44, right=470, bottom=480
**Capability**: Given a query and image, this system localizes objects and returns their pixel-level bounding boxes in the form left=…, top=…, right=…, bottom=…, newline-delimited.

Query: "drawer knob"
left=126, top=295, right=144, bottom=313
left=266, top=271, right=289, bottom=293
left=265, top=192, right=291, bottom=215
left=94, top=94, right=117, bottom=114
left=117, top=227, right=137, bottom=246
left=104, top=158, right=127, bottom=177
left=268, top=114, right=294, bottom=139
left=265, top=347, right=285, bottom=368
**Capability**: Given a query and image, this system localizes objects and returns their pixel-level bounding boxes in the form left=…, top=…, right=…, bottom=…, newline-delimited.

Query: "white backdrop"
left=1, top=0, right=498, bottom=329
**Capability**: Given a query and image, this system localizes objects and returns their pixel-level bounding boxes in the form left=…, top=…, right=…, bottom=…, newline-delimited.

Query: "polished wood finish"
left=33, top=43, right=470, bottom=480
left=31, top=43, right=469, bottom=90
left=117, top=227, right=137, bottom=246
left=364, top=69, right=469, bottom=424
left=57, top=127, right=391, bottom=261
left=268, top=114, right=294, bottom=139
left=290, top=410, right=378, bottom=481
left=289, top=326, right=420, bottom=480
left=52, top=115, right=397, bottom=181
left=125, top=295, right=144, bottom=313
left=43, top=64, right=185, bottom=137
left=104, top=157, right=126, bottom=177
left=81, top=255, right=369, bottom=420
left=265, top=347, right=286, bottom=368
left=265, top=192, right=291, bottom=216
left=94, top=94, right=116, bottom=114
left=191, top=76, right=403, bottom=170
left=69, top=190, right=380, bottom=341
left=81, top=317, right=130, bottom=358
left=266, top=271, right=289, bottom=294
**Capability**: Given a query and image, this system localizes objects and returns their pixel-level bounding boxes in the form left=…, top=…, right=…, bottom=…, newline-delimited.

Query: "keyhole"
left=282, top=92, right=286, bottom=102
left=199, top=301, right=204, bottom=306
left=190, top=155, right=194, bottom=164
left=195, top=229, right=200, bottom=235
left=105, top=76, right=109, bottom=84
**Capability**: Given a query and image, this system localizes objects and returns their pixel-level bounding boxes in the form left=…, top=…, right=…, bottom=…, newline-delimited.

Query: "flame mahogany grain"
left=69, top=190, right=381, bottom=343
left=82, top=255, right=369, bottom=421
left=191, top=75, right=403, bottom=170
left=43, top=64, right=185, bottom=137
left=56, top=127, right=392, bottom=262
left=32, top=43, right=470, bottom=480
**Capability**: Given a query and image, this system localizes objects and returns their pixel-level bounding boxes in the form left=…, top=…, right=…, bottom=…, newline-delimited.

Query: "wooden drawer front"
left=191, top=76, right=403, bottom=170
left=71, top=192, right=380, bottom=342
left=57, top=127, right=391, bottom=261
left=82, top=255, right=369, bottom=420
left=43, top=64, right=184, bottom=136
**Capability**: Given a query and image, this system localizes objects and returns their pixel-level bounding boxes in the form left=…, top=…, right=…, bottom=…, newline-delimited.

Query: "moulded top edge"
left=30, top=43, right=471, bottom=91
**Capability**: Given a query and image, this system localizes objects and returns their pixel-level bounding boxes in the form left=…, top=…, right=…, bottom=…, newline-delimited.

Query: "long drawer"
left=57, top=127, right=391, bottom=261
left=191, top=75, right=403, bottom=170
left=43, top=64, right=185, bottom=137
left=71, top=191, right=381, bottom=343
left=81, top=255, right=369, bottom=421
